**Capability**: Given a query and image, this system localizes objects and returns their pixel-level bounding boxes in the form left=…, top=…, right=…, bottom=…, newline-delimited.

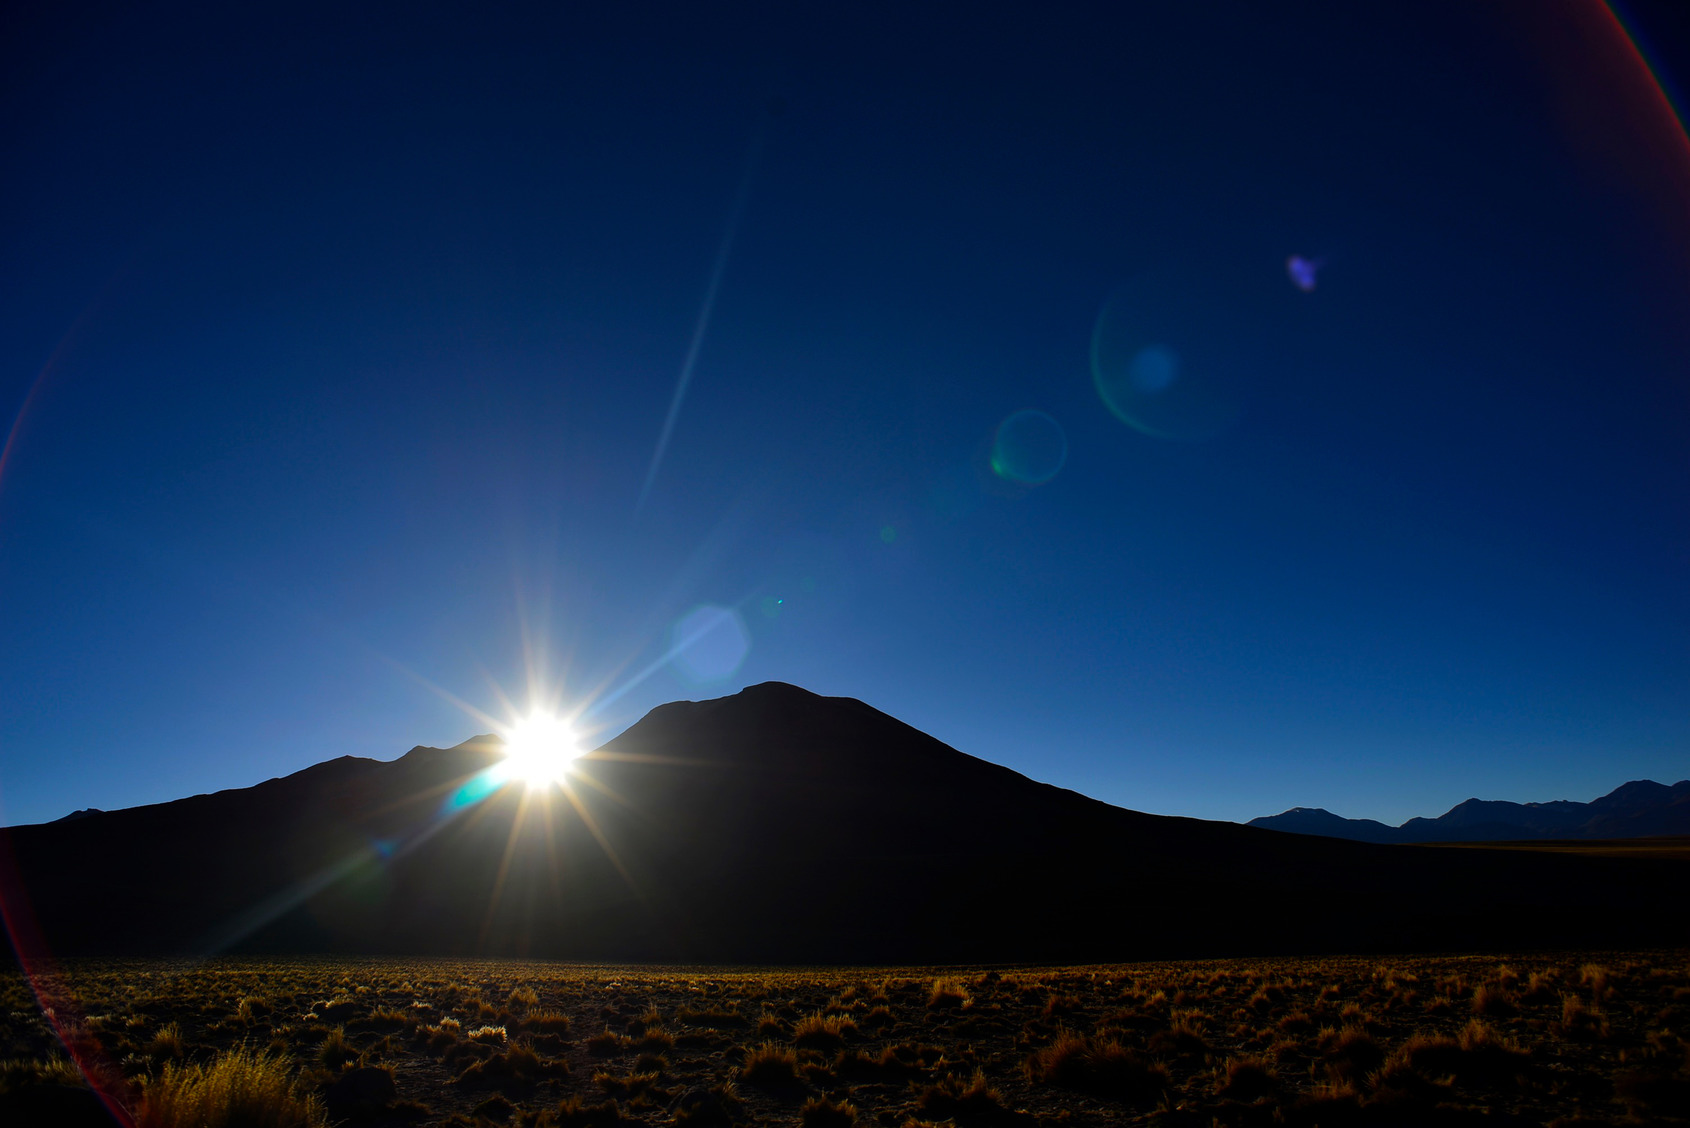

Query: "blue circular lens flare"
left=990, top=409, right=1068, bottom=485
left=1090, top=267, right=1255, bottom=442
left=670, top=604, right=750, bottom=683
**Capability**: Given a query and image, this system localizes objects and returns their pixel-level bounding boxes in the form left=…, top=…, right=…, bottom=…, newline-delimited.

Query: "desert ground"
left=3, top=952, right=1688, bottom=1126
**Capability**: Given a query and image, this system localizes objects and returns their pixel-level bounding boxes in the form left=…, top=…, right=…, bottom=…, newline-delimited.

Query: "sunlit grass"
left=135, top=1046, right=324, bottom=1128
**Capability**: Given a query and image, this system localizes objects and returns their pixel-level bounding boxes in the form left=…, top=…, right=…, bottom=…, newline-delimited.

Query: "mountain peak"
left=5, top=685, right=1688, bottom=960
left=1250, top=777, right=1690, bottom=844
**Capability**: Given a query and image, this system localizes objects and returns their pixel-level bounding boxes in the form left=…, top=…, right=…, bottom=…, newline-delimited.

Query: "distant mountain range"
left=1249, top=779, right=1690, bottom=844
left=3, top=683, right=1686, bottom=962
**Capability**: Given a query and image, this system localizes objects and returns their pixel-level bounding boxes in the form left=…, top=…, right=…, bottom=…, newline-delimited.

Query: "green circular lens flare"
left=990, top=410, right=1068, bottom=485
left=1091, top=267, right=1255, bottom=441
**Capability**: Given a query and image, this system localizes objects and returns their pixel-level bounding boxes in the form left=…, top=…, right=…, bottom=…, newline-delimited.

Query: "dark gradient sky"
left=2, top=1, right=1687, bottom=829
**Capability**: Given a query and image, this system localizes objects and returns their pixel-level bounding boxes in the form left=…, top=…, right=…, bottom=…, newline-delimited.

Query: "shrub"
left=800, top=1094, right=858, bottom=1127
left=147, top=1023, right=187, bottom=1060
left=1471, top=984, right=1516, bottom=1017
left=636, top=1025, right=674, bottom=1052
left=672, top=1082, right=744, bottom=1126
left=457, top=1042, right=558, bottom=1088
left=0, top=1056, right=86, bottom=1091
left=317, top=1027, right=357, bottom=1069
left=353, top=1006, right=411, bottom=1032
left=1317, top=1025, right=1383, bottom=1084
left=1454, top=1019, right=1530, bottom=1082
left=1559, top=994, right=1608, bottom=1041
left=1147, top=1015, right=1208, bottom=1059
left=527, top=1010, right=572, bottom=1035
left=237, top=996, right=272, bottom=1024
left=548, top=1094, right=630, bottom=1125
left=1385, top=1020, right=1530, bottom=1088
left=917, top=1070, right=1006, bottom=1122
left=507, top=987, right=539, bottom=1012
left=1520, top=969, right=1560, bottom=1004
left=587, top=1028, right=627, bottom=1056
left=793, top=1012, right=857, bottom=1052
left=468, top=1024, right=508, bottom=1045
left=1215, top=1055, right=1277, bottom=1101
left=739, top=1041, right=800, bottom=1087
left=927, top=979, right=970, bottom=1010
left=1025, top=1030, right=1168, bottom=1104
left=135, top=1047, right=325, bottom=1128
left=1276, top=1009, right=1314, bottom=1035
left=1579, top=963, right=1611, bottom=1001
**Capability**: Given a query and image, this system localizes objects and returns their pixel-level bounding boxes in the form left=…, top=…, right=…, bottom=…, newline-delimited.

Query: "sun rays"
left=495, top=711, right=581, bottom=790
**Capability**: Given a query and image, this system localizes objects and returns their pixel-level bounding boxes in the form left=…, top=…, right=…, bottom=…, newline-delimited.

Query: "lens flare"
left=990, top=410, right=1068, bottom=485
left=1091, top=266, right=1257, bottom=442
left=1286, top=254, right=1322, bottom=292
left=498, top=712, right=580, bottom=789
left=670, top=604, right=751, bottom=683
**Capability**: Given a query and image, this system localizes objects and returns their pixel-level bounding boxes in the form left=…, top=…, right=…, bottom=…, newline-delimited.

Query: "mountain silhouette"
left=2, top=683, right=1684, bottom=962
left=1249, top=778, right=1690, bottom=844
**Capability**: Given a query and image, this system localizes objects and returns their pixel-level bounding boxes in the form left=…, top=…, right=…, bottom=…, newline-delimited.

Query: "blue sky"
left=2, top=1, right=1686, bottom=829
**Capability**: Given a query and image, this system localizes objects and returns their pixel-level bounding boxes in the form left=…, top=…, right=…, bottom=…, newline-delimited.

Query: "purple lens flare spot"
left=1286, top=255, right=1321, bottom=292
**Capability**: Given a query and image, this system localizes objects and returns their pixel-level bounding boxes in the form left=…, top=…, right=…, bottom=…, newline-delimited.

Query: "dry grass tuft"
left=917, top=1069, right=1007, bottom=1122
left=586, top=1027, right=628, bottom=1056
left=136, top=1046, right=324, bottom=1128
left=794, top=1011, right=858, bottom=1051
left=927, top=978, right=970, bottom=1010
left=1215, top=1054, right=1278, bottom=1101
left=800, top=1093, right=859, bottom=1127
left=1026, top=1029, right=1168, bottom=1104
left=547, top=1093, right=632, bottom=1125
left=739, top=1040, right=800, bottom=1087
left=1470, top=983, right=1516, bottom=1017
left=1318, top=1024, right=1383, bottom=1084
left=147, top=1022, right=187, bottom=1060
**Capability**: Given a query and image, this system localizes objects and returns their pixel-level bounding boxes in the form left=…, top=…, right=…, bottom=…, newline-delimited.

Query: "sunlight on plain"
left=499, top=712, right=581, bottom=789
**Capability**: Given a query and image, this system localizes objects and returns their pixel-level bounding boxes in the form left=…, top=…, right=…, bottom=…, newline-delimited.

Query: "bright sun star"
left=499, top=712, right=580, bottom=789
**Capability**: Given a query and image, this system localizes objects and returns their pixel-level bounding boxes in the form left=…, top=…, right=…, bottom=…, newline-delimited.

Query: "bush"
left=587, top=1028, right=627, bottom=1056
left=1317, top=1025, right=1382, bottom=1084
left=917, top=1070, right=1007, bottom=1122
left=739, top=1042, right=799, bottom=1087
left=1471, top=984, right=1516, bottom=1017
left=527, top=1010, right=572, bottom=1035
left=457, top=1042, right=558, bottom=1088
left=1215, top=1055, right=1277, bottom=1101
left=147, top=1023, right=187, bottom=1060
left=136, top=1047, right=325, bottom=1128
left=928, top=979, right=971, bottom=1010
left=547, top=1094, right=630, bottom=1126
left=793, top=1012, right=857, bottom=1051
left=316, top=1027, right=357, bottom=1069
left=1025, top=1030, right=1167, bottom=1104
left=800, top=1094, right=858, bottom=1127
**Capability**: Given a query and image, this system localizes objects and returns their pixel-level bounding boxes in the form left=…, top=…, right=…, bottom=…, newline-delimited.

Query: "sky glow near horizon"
left=1, top=1, right=1688, bottom=830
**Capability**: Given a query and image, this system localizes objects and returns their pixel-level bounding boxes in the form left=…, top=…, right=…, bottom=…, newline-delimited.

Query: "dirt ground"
left=2, top=951, right=1688, bottom=1126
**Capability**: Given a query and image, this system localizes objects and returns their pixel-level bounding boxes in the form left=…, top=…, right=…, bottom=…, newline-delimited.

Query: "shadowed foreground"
left=3, top=953, right=1688, bottom=1126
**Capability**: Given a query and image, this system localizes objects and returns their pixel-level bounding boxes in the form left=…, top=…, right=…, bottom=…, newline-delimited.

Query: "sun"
left=499, top=711, right=581, bottom=789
